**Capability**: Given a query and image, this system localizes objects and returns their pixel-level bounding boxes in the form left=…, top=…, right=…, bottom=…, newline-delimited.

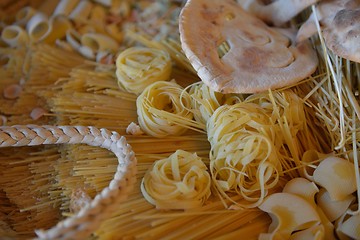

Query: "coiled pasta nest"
left=207, top=102, right=282, bottom=208
left=141, top=150, right=211, bottom=209
left=136, top=81, right=194, bottom=138
left=116, top=46, right=172, bottom=95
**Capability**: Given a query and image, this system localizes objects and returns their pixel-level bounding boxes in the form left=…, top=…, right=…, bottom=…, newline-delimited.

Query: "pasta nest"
left=207, top=102, right=282, bottom=208
left=141, top=150, right=211, bottom=209
left=136, top=81, right=194, bottom=138
left=116, top=46, right=172, bottom=95
left=188, top=82, right=245, bottom=126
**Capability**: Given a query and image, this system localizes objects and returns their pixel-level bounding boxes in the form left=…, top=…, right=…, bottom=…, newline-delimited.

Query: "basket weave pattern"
left=0, top=125, right=137, bottom=239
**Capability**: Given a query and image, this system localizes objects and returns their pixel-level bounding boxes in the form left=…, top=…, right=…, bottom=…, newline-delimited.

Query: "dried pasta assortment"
left=0, top=0, right=360, bottom=239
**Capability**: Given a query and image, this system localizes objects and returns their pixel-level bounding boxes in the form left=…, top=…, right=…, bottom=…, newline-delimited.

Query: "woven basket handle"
left=0, top=125, right=137, bottom=239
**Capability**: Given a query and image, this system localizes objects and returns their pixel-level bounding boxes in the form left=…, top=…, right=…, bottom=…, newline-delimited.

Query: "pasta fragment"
left=116, top=47, right=172, bottom=95
left=259, top=192, right=321, bottom=240
left=141, top=150, right=211, bottom=209
left=313, top=156, right=357, bottom=201
left=136, top=81, right=194, bottom=138
left=1, top=25, right=29, bottom=47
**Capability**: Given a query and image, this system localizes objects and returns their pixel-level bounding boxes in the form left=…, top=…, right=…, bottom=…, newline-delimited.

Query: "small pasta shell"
left=15, top=6, right=36, bottom=26
left=53, top=0, right=80, bottom=17
left=313, top=156, right=357, bottom=201
left=259, top=192, right=321, bottom=239
left=283, top=177, right=319, bottom=208
left=26, top=13, right=51, bottom=42
left=317, top=188, right=354, bottom=222
left=1, top=25, right=29, bottom=47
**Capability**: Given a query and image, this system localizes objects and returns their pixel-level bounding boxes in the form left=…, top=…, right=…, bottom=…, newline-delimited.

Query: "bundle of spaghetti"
left=207, top=102, right=283, bottom=208
left=141, top=149, right=211, bottom=209
left=115, top=46, right=172, bottom=95
left=47, top=64, right=138, bottom=133
left=0, top=145, right=62, bottom=237
left=25, top=44, right=84, bottom=94
left=245, top=89, right=328, bottom=177
left=136, top=80, right=203, bottom=137
left=95, top=181, right=272, bottom=239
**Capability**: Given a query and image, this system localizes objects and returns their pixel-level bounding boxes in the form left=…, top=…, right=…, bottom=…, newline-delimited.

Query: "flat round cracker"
left=323, top=1, right=360, bottom=63
left=179, top=0, right=318, bottom=94
left=297, top=0, right=360, bottom=63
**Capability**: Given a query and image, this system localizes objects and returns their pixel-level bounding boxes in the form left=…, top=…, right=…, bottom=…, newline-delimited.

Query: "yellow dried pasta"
left=136, top=80, right=197, bottom=138
left=141, top=149, right=211, bottom=209
left=116, top=46, right=172, bottom=95
left=207, top=102, right=281, bottom=208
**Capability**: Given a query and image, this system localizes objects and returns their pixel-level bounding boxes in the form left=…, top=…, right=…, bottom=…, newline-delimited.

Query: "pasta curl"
left=141, top=150, right=211, bottom=209
left=136, top=81, right=194, bottom=138
left=116, top=46, right=172, bottom=95
left=188, top=82, right=225, bottom=125
left=207, top=102, right=281, bottom=208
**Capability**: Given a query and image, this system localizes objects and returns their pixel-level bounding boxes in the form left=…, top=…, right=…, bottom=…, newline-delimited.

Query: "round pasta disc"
left=179, top=0, right=318, bottom=94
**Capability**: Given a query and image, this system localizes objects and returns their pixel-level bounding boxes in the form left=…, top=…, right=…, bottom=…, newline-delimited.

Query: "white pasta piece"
left=126, top=122, right=144, bottom=136
left=300, top=150, right=328, bottom=181
left=53, top=0, right=80, bottom=17
left=15, top=6, right=36, bottom=26
left=116, top=47, right=172, bottom=95
left=337, top=212, right=360, bottom=240
left=1, top=25, right=29, bottom=47
left=316, top=206, right=337, bottom=240
left=78, top=45, right=96, bottom=59
left=317, top=188, right=355, bottom=222
left=69, top=0, right=93, bottom=21
left=289, top=224, right=325, bottom=240
left=141, top=150, right=211, bottom=209
left=26, top=13, right=51, bottom=42
left=136, top=81, right=194, bottom=138
left=92, top=0, right=112, bottom=7
left=259, top=192, right=321, bottom=240
left=313, top=156, right=357, bottom=201
left=81, top=33, right=119, bottom=53
left=282, top=177, right=319, bottom=208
